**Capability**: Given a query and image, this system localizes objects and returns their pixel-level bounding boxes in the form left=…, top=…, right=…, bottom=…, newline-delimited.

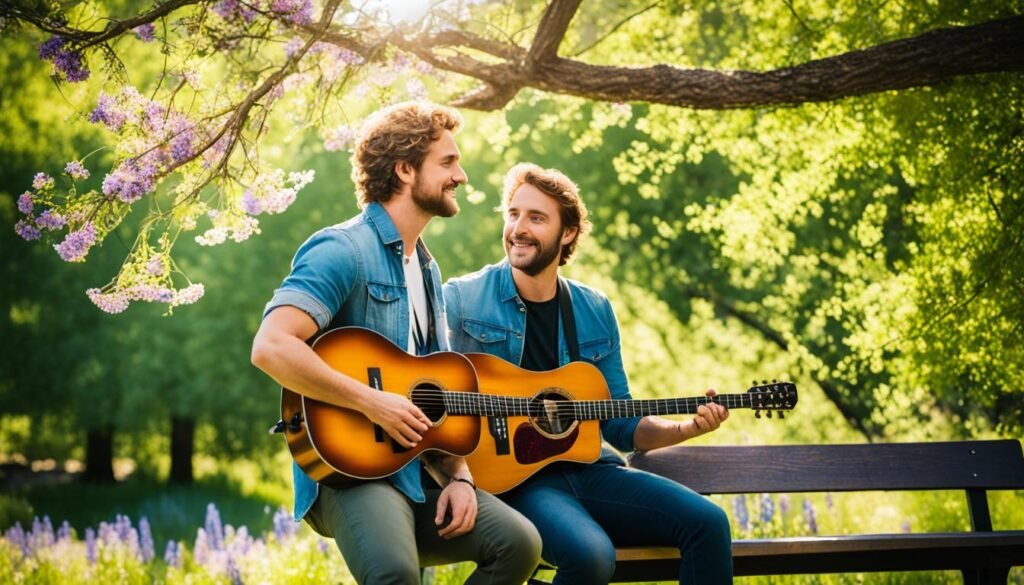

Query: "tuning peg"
left=754, top=410, right=761, bottom=419
left=772, top=378, right=777, bottom=383
left=766, top=411, right=773, bottom=418
left=778, top=411, right=785, bottom=419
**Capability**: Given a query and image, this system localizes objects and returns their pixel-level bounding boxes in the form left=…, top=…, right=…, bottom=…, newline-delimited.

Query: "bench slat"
left=612, top=532, right=1024, bottom=580
left=628, top=440, right=1024, bottom=494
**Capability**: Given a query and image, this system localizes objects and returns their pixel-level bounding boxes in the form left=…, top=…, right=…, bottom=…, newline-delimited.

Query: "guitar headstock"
left=746, top=380, right=798, bottom=419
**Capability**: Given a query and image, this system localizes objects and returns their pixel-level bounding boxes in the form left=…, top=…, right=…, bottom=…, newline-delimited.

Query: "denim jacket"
left=263, top=201, right=450, bottom=520
left=443, top=261, right=640, bottom=458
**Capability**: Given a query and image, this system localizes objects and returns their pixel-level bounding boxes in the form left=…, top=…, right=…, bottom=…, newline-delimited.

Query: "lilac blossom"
left=15, top=220, right=41, bottom=241
left=270, top=0, right=313, bottom=24
left=54, top=222, right=97, bottom=262
left=174, top=283, right=205, bottom=305
left=284, top=36, right=304, bottom=59
left=54, top=49, right=90, bottom=82
left=38, top=35, right=66, bottom=60
left=102, top=160, right=158, bottom=203
left=17, top=191, right=33, bottom=214
left=146, top=256, right=166, bottom=276
left=32, top=172, right=54, bottom=190
left=323, top=124, right=355, bottom=152
left=89, top=93, right=128, bottom=131
left=87, top=288, right=130, bottom=314
left=134, top=23, right=155, bottom=42
left=64, top=160, right=90, bottom=180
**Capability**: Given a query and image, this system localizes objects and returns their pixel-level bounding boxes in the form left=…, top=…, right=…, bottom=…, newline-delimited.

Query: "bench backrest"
left=627, top=440, right=1024, bottom=494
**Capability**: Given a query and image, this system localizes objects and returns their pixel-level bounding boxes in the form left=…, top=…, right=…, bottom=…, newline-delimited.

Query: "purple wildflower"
left=15, top=220, right=41, bottom=241
left=270, top=0, right=313, bottom=24
left=54, top=222, right=97, bottom=262
left=760, top=493, right=775, bottom=523
left=127, top=283, right=175, bottom=303
left=85, top=527, right=97, bottom=564
left=733, top=495, right=749, bottom=532
left=37, top=209, right=67, bottom=231
left=324, top=124, right=355, bottom=152
left=53, top=49, right=90, bottom=82
left=901, top=520, right=912, bottom=533
left=64, top=160, right=90, bottom=180
left=227, top=554, right=243, bottom=585
left=272, top=506, right=298, bottom=540
left=145, top=256, right=166, bottom=276
left=17, top=192, right=33, bottom=214
left=87, top=288, right=130, bottom=314
left=164, top=540, right=181, bottom=568
left=284, top=37, right=304, bottom=59
left=134, top=23, right=155, bottom=42
left=139, top=517, right=155, bottom=562
left=57, top=521, right=72, bottom=542
left=205, top=503, right=224, bottom=551
left=318, top=539, right=330, bottom=555
left=193, top=527, right=209, bottom=566
left=802, top=498, right=818, bottom=535
left=4, top=523, right=29, bottom=557
left=32, top=172, right=54, bottom=190
left=38, top=35, right=66, bottom=60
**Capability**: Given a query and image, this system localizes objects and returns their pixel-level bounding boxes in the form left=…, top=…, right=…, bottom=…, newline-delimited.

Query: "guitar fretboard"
left=426, top=391, right=768, bottom=420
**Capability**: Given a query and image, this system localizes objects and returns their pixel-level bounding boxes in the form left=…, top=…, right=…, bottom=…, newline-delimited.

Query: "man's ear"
left=395, top=160, right=416, bottom=186
left=560, top=226, right=578, bottom=246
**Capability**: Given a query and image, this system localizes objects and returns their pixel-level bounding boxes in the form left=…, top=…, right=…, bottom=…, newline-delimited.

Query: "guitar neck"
left=440, top=392, right=756, bottom=420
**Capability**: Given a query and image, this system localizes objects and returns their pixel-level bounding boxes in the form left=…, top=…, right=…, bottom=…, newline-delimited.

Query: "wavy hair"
left=351, top=102, right=463, bottom=206
left=502, top=163, right=592, bottom=266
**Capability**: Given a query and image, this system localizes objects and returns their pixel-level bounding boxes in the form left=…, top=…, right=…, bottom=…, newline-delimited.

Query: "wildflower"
left=89, top=93, right=128, bottom=130
left=85, top=527, right=97, bottom=564
left=36, top=209, right=66, bottom=230
left=65, top=160, right=90, bottom=180
left=164, top=540, right=181, bottom=568
left=4, top=522, right=28, bottom=557
left=205, top=503, right=225, bottom=551
left=318, top=539, right=330, bottom=555
left=134, top=23, right=155, bottom=42
left=102, top=160, right=158, bottom=203
left=57, top=520, right=72, bottom=542
left=139, top=517, right=155, bottom=562
left=226, top=554, right=243, bottom=585
left=54, top=222, right=97, bottom=262
left=146, top=256, right=166, bottom=276
left=760, top=493, right=775, bottom=523
left=17, top=192, right=33, bottom=214
left=273, top=506, right=298, bottom=540
left=38, top=35, right=90, bottom=82
left=284, top=36, right=304, bottom=59
left=270, top=0, right=313, bottom=24
left=38, top=35, right=66, bottom=60
left=32, top=172, right=54, bottom=190
left=194, top=527, right=209, bottom=566
left=802, top=498, right=818, bottom=535
left=732, top=495, right=749, bottom=532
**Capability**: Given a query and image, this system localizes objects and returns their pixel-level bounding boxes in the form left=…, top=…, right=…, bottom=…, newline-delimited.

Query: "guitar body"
left=465, top=353, right=610, bottom=494
left=281, top=327, right=481, bottom=486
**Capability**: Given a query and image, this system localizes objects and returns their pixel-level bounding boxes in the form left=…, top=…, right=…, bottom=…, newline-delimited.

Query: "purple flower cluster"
left=733, top=495, right=749, bottom=532
left=32, top=172, right=54, bottom=190
left=54, top=222, right=97, bottom=262
left=802, top=498, right=818, bottom=534
left=89, top=93, right=128, bottom=131
left=272, top=507, right=298, bottom=540
left=759, top=493, right=775, bottom=523
left=102, top=160, right=158, bottom=203
left=164, top=540, right=182, bottom=568
left=270, top=0, right=314, bottom=25
left=86, top=288, right=131, bottom=314
left=37, top=35, right=90, bottom=82
left=17, top=191, right=33, bottom=214
left=14, top=174, right=68, bottom=241
left=133, top=23, right=155, bottom=42
left=212, top=0, right=256, bottom=22
left=323, top=124, right=355, bottom=152
left=64, top=160, right=90, bottom=180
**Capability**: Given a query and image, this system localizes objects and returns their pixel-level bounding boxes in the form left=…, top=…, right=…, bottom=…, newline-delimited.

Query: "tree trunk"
left=169, top=416, right=194, bottom=484
left=84, top=426, right=115, bottom=483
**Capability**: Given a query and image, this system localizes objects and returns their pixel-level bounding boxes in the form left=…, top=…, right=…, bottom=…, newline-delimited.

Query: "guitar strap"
left=557, top=277, right=580, bottom=362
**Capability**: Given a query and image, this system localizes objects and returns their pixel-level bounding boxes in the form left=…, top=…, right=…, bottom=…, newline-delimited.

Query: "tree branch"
left=527, top=0, right=582, bottom=66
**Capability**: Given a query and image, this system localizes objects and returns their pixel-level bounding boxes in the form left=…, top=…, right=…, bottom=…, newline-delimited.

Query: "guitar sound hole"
left=410, top=382, right=446, bottom=424
left=529, top=390, right=577, bottom=437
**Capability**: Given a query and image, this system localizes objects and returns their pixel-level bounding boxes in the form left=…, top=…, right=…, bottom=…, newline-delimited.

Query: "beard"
left=505, top=232, right=562, bottom=276
left=412, top=175, right=459, bottom=218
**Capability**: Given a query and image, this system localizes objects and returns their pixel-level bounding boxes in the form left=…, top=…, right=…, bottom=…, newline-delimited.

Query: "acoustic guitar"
left=280, top=327, right=798, bottom=492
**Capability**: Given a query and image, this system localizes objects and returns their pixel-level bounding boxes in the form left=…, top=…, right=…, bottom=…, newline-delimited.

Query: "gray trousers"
left=306, top=481, right=542, bottom=585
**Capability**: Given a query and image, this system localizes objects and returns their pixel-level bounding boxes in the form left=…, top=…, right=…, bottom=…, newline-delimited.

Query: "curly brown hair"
left=502, top=163, right=592, bottom=266
left=351, top=102, right=463, bottom=206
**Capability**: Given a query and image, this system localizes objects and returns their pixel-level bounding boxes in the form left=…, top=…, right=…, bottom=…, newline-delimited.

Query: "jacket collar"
left=364, top=200, right=434, bottom=263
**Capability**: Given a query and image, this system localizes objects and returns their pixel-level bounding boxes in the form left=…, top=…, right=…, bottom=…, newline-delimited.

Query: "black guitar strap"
left=557, top=277, right=580, bottom=362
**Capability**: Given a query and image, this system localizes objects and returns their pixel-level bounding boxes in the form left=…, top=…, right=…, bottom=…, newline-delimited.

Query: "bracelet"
left=449, top=477, right=476, bottom=490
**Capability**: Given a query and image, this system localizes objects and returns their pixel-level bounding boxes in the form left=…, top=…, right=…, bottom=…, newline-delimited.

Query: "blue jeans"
left=504, top=462, right=733, bottom=585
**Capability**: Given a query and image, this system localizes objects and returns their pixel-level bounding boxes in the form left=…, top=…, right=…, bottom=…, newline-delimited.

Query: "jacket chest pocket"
left=579, top=337, right=611, bottom=362
left=461, top=320, right=509, bottom=353
left=365, top=282, right=404, bottom=339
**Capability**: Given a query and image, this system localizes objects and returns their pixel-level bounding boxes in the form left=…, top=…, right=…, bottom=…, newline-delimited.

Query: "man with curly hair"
left=252, top=102, right=541, bottom=584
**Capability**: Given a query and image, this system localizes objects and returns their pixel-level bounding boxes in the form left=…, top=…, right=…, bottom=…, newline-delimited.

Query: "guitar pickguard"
left=512, top=422, right=579, bottom=465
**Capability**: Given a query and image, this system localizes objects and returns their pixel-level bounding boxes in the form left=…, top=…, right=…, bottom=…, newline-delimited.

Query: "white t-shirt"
left=403, top=247, right=430, bottom=354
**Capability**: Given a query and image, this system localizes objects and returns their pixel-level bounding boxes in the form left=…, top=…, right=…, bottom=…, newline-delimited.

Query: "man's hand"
left=435, top=478, right=477, bottom=539
left=687, top=388, right=729, bottom=438
left=363, top=391, right=431, bottom=448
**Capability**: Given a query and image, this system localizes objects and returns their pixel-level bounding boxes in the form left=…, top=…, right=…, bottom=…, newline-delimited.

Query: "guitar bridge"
left=488, top=416, right=510, bottom=456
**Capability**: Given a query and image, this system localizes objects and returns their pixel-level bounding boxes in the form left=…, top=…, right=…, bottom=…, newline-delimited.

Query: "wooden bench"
left=532, top=440, right=1024, bottom=584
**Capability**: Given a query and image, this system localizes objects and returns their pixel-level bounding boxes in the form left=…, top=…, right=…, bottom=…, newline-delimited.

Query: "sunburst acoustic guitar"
left=279, top=327, right=798, bottom=492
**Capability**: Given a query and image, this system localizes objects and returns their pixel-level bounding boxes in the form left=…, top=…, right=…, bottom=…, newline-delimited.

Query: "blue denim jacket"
left=263, top=201, right=450, bottom=520
left=443, top=261, right=641, bottom=458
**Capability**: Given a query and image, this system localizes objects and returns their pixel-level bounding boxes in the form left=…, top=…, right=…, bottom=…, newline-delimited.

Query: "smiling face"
left=503, top=183, right=577, bottom=276
left=410, top=129, right=466, bottom=218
